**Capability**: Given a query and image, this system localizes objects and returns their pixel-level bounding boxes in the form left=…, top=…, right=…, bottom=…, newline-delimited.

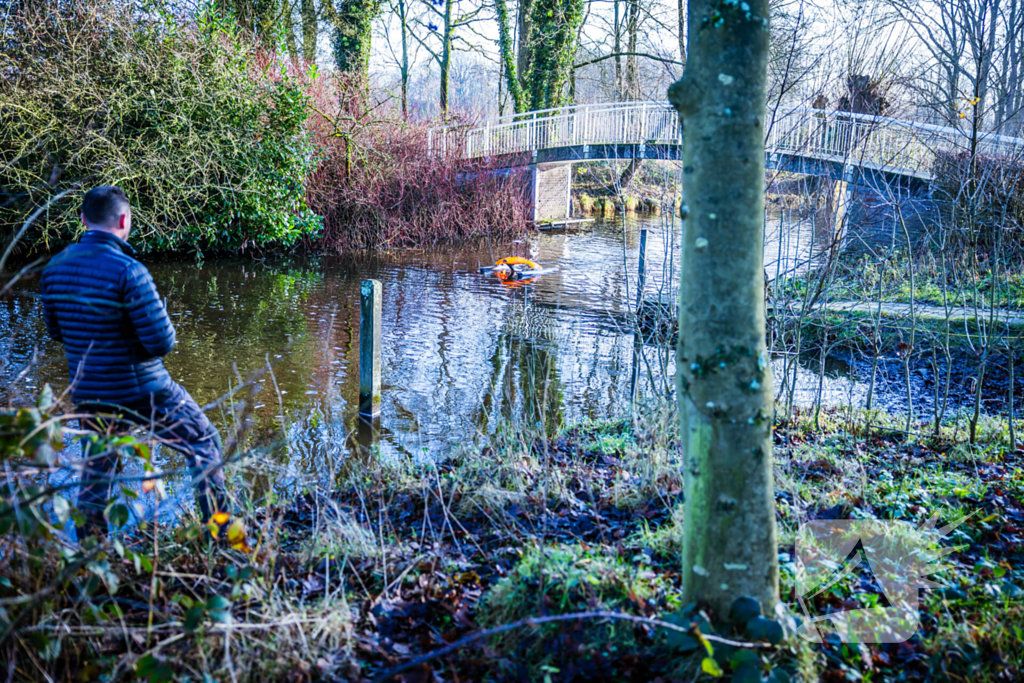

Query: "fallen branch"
left=373, top=609, right=771, bottom=682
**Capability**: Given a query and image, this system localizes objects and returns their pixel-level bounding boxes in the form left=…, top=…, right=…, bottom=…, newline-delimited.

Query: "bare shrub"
left=304, top=76, right=531, bottom=252
left=932, top=149, right=1024, bottom=251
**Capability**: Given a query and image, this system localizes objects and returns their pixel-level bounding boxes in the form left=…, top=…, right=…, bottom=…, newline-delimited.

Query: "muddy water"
left=2, top=214, right=879, bottom=491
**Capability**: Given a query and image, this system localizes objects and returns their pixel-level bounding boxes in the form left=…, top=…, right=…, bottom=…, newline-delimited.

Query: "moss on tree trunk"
left=333, top=0, right=381, bottom=80
left=668, top=0, right=779, bottom=617
left=521, top=0, right=586, bottom=110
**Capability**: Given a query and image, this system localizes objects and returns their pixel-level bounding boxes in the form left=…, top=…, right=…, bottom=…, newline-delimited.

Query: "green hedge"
left=0, top=1, right=321, bottom=256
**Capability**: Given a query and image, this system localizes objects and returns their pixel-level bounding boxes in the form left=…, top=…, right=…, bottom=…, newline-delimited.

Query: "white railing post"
left=438, top=101, right=1024, bottom=177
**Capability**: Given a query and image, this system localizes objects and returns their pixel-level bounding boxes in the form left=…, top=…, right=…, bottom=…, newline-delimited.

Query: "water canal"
left=2, top=214, right=913, bottom=500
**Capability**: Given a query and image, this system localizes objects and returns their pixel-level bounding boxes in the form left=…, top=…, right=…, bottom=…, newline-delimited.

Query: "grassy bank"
left=2, top=395, right=1023, bottom=682
left=780, top=252, right=1024, bottom=310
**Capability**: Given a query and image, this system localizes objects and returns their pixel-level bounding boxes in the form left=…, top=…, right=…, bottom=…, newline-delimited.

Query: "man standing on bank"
left=40, top=186, right=228, bottom=538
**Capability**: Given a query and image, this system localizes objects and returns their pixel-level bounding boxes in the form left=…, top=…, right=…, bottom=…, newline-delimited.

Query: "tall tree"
left=438, top=0, right=455, bottom=115
left=225, top=0, right=278, bottom=39
left=516, top=0, right=536, bottom=92
left=333, top=0, right=383, bottom=79
left=614, top=0, right=623, bottom=97
left=889, top=0, right=1024, bottom=130
left=413, top=0, right=482, bottom=117
left=521, top=0, right=587, bottom=109
left=496, top=0, right=527, bottom=112
left=283, top=0, right=300, bottom=64
left=301, top=0, right=318, bottom=62
left=395, top=0, right=411, bottom=117
left=994, top=0, right=1024, bottom=133
left=677, top=0, right=686, bottom=64
left=624, top=0, right=639, bottom=98
left=667, top=0, right=779, bottom=616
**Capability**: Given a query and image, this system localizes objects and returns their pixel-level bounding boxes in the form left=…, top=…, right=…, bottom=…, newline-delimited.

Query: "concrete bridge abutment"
left=532, top=163, right=573, bottom=222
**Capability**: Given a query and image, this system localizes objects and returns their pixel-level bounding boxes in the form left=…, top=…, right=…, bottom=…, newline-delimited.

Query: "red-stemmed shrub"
left=303, top=75, right=531, bottom=253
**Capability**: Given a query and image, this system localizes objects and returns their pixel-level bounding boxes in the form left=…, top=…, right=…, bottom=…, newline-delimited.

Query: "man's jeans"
left=77, top=383, right=228, bottom=537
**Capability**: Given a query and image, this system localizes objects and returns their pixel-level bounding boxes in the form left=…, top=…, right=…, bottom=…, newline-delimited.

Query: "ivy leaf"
left=106, top=503, right=130, bottom=528
left=183, top=606, right=205, bottom=632
left=36, top=384, right=55, bottom=411
left=729, top=596, right=762, bottom=624
left=52, top=495, right=71, bottom=525
left=136, top=654, right=174, bottom=683
left=746, top=616, right=784, bottom=645
left=730, top=648, right=761, bottom=670
left=765, top=668, right=792, bottom=683
left=701, top=657, right=724, bottom=677
left=732, top=664, right=763, bottom=683
left=660, top=611, right=700, bottom=651
left=206, top=595, right=232, bottom=624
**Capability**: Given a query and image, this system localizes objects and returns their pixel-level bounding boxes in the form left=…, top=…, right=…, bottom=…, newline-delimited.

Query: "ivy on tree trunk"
left=496, top=0, right=526, bottom=113
left=333, top=0, right=382, bottom=80
left=283, top=0, right=299, bottom=64
left=516, top=0, right=535, bottom=93
left=522, top=0, right=586, bottom=110
left=668, top=0, right=779, bottom=617
left=301, top=0, right=317, bottom=63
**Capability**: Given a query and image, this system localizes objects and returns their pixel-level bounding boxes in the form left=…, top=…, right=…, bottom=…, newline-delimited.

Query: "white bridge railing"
left=427, top=102, right=1024, bottom=180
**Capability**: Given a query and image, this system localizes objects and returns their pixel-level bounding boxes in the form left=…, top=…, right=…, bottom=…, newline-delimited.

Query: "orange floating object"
left=494, top=256, right=539, bottom=270
left=496, top=269, right=533, bottom=286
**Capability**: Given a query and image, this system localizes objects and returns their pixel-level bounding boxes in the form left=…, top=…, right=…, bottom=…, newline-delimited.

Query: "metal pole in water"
left=359, top=279, right=382, bottom=418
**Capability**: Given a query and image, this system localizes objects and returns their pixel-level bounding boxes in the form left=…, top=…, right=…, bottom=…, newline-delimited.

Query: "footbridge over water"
left=428, top=101, right=1024, bottom=222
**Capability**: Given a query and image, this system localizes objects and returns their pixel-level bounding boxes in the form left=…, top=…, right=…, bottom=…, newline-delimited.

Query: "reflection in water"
left=1, top=211, right=853, bottom=494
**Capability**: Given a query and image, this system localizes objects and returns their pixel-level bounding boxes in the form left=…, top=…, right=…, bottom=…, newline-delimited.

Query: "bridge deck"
left=430, top=102, right=1024, bottom=185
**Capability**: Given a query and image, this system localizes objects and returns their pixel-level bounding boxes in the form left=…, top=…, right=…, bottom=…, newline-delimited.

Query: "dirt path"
left=777, top=300, right=1024, bottom=328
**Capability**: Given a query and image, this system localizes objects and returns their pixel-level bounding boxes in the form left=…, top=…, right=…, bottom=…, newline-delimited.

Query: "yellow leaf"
left=694, top=629, right=714, bottom=657
left=701, top=657, right=723, bottom=677
left=208, top=522, right=221, bottom=540
left=212, top=511, right=230, bottom=526
left=227, top=519, right=246, bottom=545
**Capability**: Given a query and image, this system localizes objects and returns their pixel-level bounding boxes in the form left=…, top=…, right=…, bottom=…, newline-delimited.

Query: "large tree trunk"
left=398, top=0, right=409, bottom=118
left=523, top=0, right=586, bottom=110
left=301, top=0, right=317, bottom=62
left=439, top=0, right=454, bottom=116
left=332, top=0, right=382, bottom=82
left=614, top=0, right=622, bottom=98
left=625, top=0, right=639, bottom=99
left=283, top=0, right=299, bottom=65
left=677, top=0, right=686, bottom=64
left=496, top=0, right=526, bottom=112
left=668, top=0, right=778, bottom=617
left=227, top=0, right=277, bottom=40
left=517, top=0, right=535, bottom=93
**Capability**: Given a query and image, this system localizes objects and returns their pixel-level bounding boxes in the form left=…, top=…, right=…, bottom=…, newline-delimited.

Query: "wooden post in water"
left=635, top=226, right=648, bottom=312
left=359, top=279, right=382, bottom=418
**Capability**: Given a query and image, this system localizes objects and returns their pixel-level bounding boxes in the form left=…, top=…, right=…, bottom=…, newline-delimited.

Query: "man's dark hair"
left=81, top=186, right=130, bottom=227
